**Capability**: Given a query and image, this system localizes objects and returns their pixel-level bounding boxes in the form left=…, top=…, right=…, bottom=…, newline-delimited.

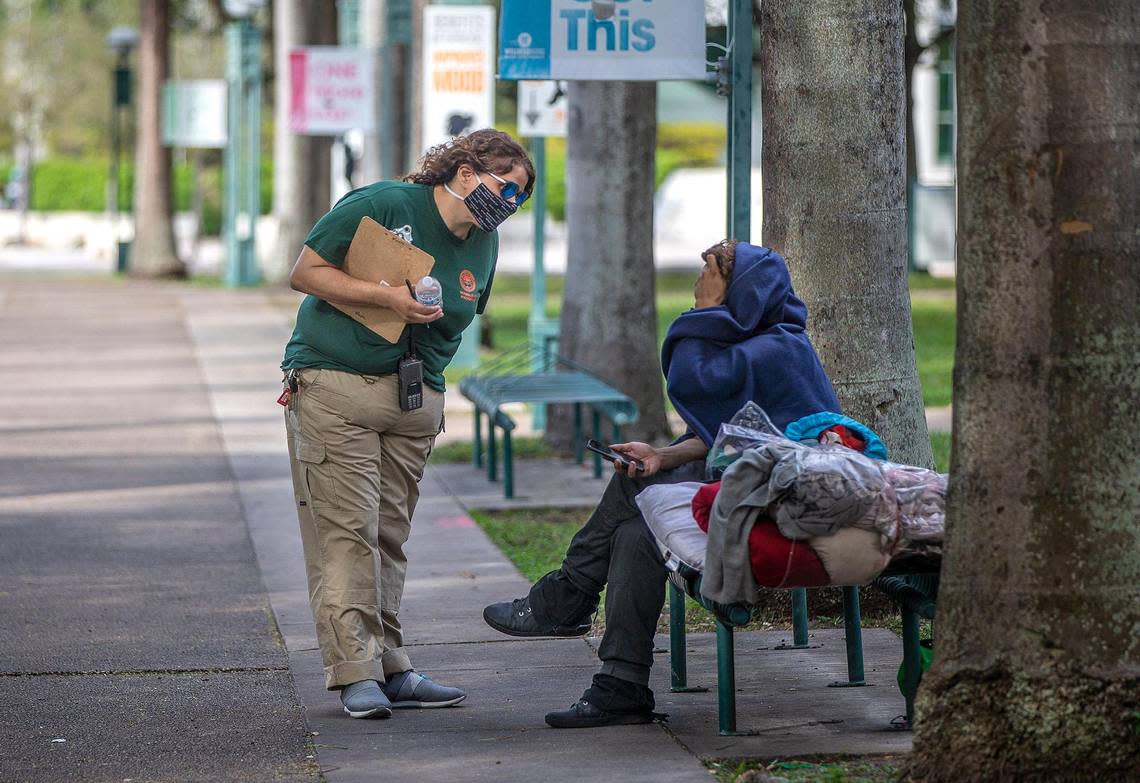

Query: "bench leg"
left=591, top=409, right=602, bottom=478
left=669, top=581, right=688, bottom=690
left=503, top=429, right=514, bottom=499
left=901, top=606, right=922, bottom=729
left=574, top=403, right=583, bottom=464
left=473, top=408, right=482, bottom=468
left=668, top=581, right=706, bottom=693
left=487, top=420, right=497, bottom=482
left=777, top=588, right=812, bottom=649
left=830, top=586, right=867, bottom=687
left=715, top=619, right=737, bottom=735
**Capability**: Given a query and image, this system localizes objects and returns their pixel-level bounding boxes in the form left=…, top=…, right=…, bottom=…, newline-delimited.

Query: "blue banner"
left=499, top=0, right=706, bottom=82
left=499, top=0, right=553, bottom=80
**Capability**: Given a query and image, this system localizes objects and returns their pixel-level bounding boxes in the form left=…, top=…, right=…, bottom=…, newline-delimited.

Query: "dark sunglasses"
left=484, top=170, right=530, bottom=206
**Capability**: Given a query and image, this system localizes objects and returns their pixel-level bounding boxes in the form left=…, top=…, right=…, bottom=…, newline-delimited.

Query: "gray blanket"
left=700, top=445, right=790, bottom=605
left=700, top=440, right=883, bottom=605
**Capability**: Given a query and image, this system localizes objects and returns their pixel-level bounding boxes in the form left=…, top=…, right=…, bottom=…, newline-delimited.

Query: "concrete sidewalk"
left=181, top=285, right=914, bottom=779
left=0, top=278, right=315, bottom=782
left=2, top=277, right=914, bottom=783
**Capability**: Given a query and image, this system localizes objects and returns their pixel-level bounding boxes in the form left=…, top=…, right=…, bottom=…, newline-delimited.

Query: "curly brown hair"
left=404, top=129, right=536, bottom=197
left=702, top=239, right=738, bottom=279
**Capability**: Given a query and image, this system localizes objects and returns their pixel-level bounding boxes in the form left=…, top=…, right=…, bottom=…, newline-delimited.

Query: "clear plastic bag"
left=707, top=403, right=947, bottom=553
left=705, top=402, right=785, bottom=480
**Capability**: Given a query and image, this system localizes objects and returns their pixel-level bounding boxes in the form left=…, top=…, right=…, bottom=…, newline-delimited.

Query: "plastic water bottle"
left=415, top=276, right=442, bottom=308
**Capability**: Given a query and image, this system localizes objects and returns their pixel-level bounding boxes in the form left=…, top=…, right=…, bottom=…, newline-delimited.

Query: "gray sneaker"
left=382, top=670, right=466, bottom=708
left=340, top=680, right=392, bottom=719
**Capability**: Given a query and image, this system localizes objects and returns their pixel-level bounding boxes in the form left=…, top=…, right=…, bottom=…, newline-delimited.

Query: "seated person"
left=482, top=240, right=842, bottom=728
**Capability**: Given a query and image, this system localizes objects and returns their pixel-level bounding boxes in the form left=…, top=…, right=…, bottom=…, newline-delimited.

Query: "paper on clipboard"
left=331, top=216, right=436, bottom=344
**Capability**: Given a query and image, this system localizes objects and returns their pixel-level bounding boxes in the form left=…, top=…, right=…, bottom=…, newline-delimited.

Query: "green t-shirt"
left=282, top=181, right=498, bottom=391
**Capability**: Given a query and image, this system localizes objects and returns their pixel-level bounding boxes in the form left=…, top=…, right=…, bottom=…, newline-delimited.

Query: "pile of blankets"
left=635, top=424, right=947, bottom=606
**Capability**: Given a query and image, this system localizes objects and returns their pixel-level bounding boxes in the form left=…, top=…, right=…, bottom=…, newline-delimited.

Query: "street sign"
left=289, top=47, right=376, bottom=135
left=498, top=0, right=707, bottom=81
left=517, top=80, right=567, bottom=137
left=422, top=5, right=496, bottom=151
left=162, top=80, right=227, bottom=148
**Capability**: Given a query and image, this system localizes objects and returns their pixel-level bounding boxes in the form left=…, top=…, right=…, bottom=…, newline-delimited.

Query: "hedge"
left=9, top=157, right=273, bottom=236
left=9, top=121, right=723, bottom=231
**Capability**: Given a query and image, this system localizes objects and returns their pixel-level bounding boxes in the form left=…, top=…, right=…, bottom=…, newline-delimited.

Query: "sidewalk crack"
left=0, top=665, right=291, bottom=678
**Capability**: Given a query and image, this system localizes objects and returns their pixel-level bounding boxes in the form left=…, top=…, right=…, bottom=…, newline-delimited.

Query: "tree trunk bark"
left=904, top=2, right=1140, bottom=780
left=760, top=0, right=932, bottom=467
left=271, top=0, right=336, bottom=279
left=131, top=0, right=185, bottom=278
left=548, top=81, right=671, bottom=448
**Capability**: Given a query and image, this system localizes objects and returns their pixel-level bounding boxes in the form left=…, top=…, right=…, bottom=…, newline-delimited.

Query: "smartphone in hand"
left=584, top=439, right=645, bottom=474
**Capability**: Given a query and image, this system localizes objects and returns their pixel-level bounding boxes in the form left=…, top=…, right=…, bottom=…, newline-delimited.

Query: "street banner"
left=162, top=80, right=227, bottom=148
left=517, top=80, right=568, bottom=137
left=422, top=5, right=496, bottom=151
left=289, top=47, right=376, bottom=135
left=498, top=0, right=707, bottom=81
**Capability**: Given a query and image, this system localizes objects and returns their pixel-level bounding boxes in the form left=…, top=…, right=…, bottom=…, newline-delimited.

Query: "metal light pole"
left=223, top=0, right=264, bottom=287
left=106, top=26, right=139, bottom=274
left=726, top=0, right=752, bottom=243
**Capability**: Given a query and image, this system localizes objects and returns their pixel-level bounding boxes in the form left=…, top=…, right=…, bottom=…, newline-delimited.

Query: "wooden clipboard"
left=331, top=216, right=436, bottom=344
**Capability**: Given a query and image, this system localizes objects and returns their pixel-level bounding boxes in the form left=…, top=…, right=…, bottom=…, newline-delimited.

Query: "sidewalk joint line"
left=0, top=665, right=291, bottom=678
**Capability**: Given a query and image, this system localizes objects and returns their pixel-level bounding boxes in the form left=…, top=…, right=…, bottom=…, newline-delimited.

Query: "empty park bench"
left=666, top=559, right=940, bottom=736
left=458, top=344, right=639, bottom=499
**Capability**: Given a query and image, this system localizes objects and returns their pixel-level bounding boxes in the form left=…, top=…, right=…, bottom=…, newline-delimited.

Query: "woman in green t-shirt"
left=282, top=129, right=534, bottom=719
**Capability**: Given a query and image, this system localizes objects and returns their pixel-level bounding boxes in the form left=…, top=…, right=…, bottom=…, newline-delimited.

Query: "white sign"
left=289, top=47, right=376, bottom=135
left=499, top=0, right=707, bottom=81
left=517, top=80, right=567, bottom=137
left=162, top=81, right=227, bottom=148
left=422, top=5, right=496, bottom=151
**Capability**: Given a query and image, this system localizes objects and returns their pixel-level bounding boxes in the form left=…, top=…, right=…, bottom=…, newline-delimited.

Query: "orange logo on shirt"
left=459, top=270, right=476, bottom=293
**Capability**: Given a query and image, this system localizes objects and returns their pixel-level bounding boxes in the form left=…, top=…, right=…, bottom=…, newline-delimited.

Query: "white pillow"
left=635, top=482, right=707, bottom=573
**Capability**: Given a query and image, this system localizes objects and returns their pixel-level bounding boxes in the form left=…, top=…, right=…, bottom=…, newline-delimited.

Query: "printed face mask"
left=446, top=174, right=519, bottom=233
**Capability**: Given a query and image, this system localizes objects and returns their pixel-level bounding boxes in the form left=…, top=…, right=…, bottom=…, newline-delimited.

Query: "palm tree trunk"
left=759, top=0, right=932, bottom=467
left=904, top=2, right=1140, bottom=779
left=270, top=0, right=336, bottom=279
left=131, top=0, right=185, bottom=278
left=549, top=81, right=671, bottom=447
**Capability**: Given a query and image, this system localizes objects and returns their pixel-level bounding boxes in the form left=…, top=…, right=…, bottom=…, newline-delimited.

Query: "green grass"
left=707, top=756, right=904, bottom=783
left=450, top=272, right=957, bottom=410
left=468, top=507, right=582, bottom=583
left=912, top=296, right=956, bottom=408
left=930, top=431, right=952, bottom=473
left=908, top=271, right=957, bottom=290
left=431, top=435, right=567, bottom=465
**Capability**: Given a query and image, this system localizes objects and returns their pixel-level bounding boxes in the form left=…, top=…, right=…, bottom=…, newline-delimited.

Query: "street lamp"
left=223, top=0, right=265, bottom=287
left=105, top=25, right=139, bottom=273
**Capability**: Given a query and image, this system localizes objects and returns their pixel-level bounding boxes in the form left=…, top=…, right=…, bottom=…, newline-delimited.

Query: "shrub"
left=19, top=156, right=269, bottom=236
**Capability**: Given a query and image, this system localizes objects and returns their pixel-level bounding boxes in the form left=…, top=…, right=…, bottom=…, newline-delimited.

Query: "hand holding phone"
left=585, top=439, right=645, bottom=474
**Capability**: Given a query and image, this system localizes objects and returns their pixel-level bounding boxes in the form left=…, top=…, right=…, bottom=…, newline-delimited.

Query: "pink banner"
left=289, top=50, right=308, bottom=132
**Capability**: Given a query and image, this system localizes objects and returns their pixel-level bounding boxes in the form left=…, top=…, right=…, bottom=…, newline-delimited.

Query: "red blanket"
left=692, top=482, right=830, bottom=588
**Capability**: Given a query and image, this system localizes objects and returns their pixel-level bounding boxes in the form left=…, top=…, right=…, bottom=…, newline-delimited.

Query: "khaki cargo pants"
left=284, top=367, right=444, bottom=690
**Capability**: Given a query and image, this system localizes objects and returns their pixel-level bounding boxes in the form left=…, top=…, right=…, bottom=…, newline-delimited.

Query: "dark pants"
left=529, top=460, right=706, bottom=689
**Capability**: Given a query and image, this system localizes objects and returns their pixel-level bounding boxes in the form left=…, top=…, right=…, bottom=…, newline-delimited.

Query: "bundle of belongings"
left=635, top=403, right=947, bottom=606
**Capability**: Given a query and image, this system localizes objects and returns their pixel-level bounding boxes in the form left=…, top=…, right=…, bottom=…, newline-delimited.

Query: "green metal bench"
left=458, top=344, right=639, bottom=499
left=667, top=556, right=940, bottom=735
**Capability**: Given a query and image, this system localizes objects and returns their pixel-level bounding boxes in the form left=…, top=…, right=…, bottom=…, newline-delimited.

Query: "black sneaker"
left=482, top=596, right=590, bottom=638
left=544, top=699, right=661, bottom=729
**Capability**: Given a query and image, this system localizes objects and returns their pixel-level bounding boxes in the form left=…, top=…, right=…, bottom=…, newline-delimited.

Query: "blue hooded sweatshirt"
left=660, top=243, right=841, bottom=445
